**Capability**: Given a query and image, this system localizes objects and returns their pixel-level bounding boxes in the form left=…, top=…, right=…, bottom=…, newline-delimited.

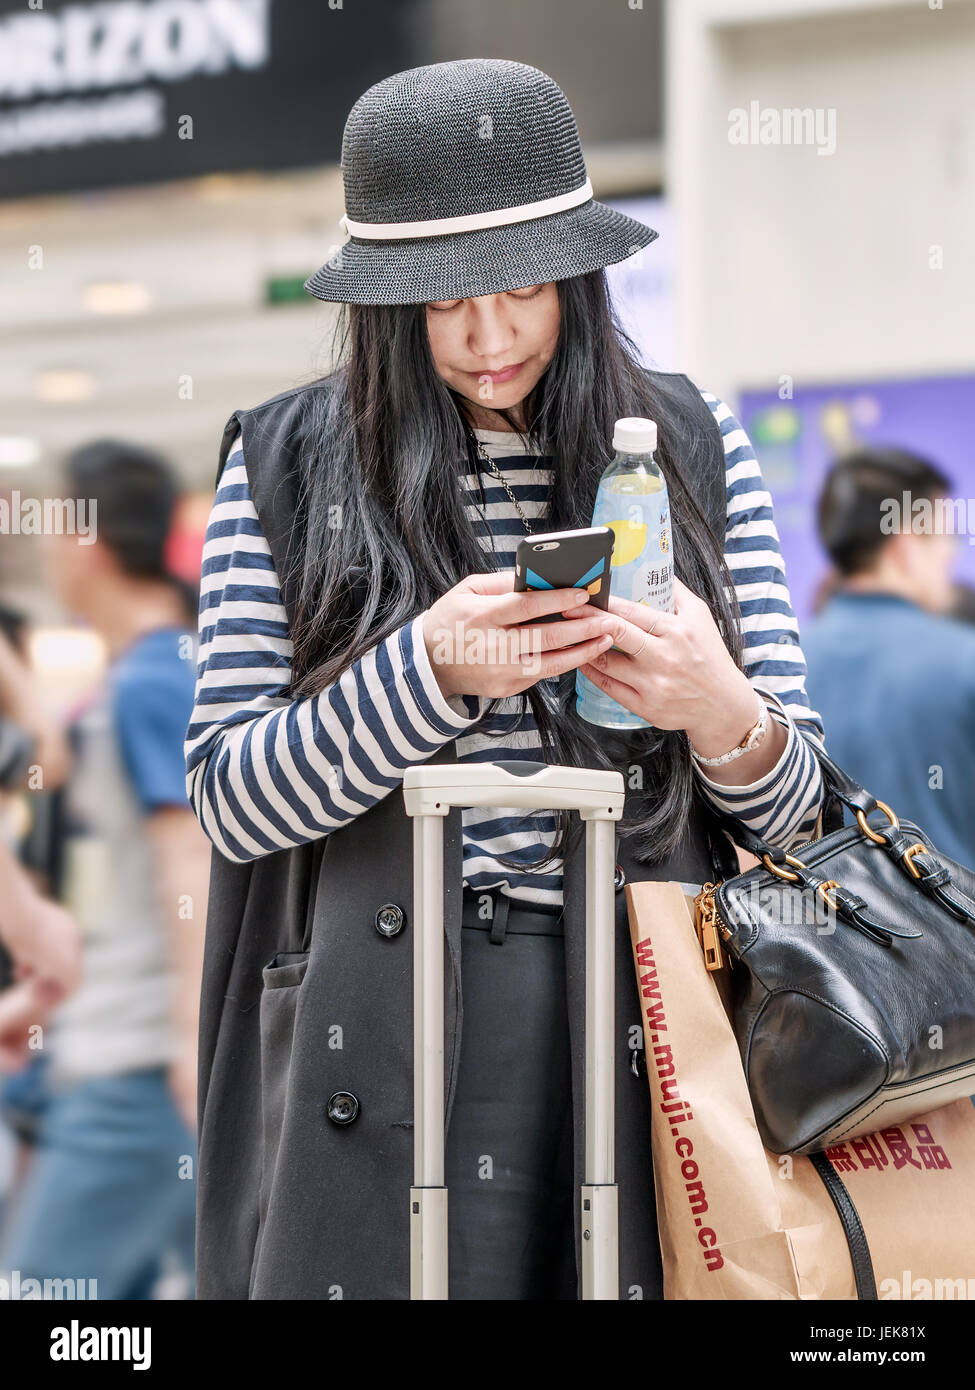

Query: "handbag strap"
left=700, top=732, right=975, bottom=930
left=710, top=736, right=875, bottom=856
left=809, top=1152, right=878, bottom=1300
left=698, top=734, right=863, bottom=871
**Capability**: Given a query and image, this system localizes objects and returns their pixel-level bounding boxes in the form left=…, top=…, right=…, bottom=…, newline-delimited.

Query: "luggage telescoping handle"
left=402, top=760, right=626, bottom=1301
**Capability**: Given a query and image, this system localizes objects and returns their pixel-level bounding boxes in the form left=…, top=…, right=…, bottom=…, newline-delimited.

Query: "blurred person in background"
left=0, top=611, right=80, bottom=1219
left=0, top=442, right=210, bottom=1299
left=948, top=581, right=975, bottom=627
left=0, top=605, right=74, bottom=815
left=808, top=566, right=843, bottom=617
left=0, top=606, right=74, bottom=907
left=0, top=837, right=81, bottom=1216
left=0, top=621, right=80, bottom=1068
left=802, top=447, right=975, bottom=868
left=0, top=840, right=79, bottom=1067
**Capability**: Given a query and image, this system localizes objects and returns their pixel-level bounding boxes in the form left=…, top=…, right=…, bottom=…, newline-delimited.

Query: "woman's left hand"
left=574, top=575, right=764, bottom=757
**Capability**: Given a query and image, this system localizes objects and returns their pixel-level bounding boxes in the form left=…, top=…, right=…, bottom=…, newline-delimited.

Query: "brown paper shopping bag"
left=626, top=879, right=975, bottom=1300
left=778, top=1102, right=975, bottom=1300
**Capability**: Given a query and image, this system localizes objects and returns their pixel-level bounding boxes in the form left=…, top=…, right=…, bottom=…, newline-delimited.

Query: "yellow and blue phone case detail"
left=513, top=527, right=614, bottom=621
left=524, top=554, right=607, bottom=596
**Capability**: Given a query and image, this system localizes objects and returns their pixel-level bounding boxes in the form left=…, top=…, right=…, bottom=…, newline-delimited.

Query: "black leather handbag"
left=695, top=738, right=975, bottom=1160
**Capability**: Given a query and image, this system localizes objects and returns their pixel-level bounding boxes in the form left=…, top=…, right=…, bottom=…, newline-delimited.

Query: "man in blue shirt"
left=803, top=446, right=975, bottom=869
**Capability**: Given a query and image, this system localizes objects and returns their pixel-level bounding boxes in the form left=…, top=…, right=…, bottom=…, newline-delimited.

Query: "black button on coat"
left=374, top=903, right=406, bottom=937
left=196, top=370, right=737, bottom=1300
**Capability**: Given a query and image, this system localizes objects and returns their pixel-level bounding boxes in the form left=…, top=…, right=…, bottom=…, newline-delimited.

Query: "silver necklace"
left=471, top=434, right=536, bottom=536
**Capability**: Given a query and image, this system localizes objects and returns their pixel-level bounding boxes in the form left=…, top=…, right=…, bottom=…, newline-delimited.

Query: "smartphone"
left=513, top=526, right=614, bottom=624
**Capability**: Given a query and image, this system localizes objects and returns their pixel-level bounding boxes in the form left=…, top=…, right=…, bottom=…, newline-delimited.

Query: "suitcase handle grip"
left=403, top=762, right=624, bottom=819
left=491, top=759, right=547, bottom=776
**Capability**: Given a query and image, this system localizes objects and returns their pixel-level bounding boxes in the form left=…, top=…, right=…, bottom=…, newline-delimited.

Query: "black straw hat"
left=304, top=58, right=658, bottom=307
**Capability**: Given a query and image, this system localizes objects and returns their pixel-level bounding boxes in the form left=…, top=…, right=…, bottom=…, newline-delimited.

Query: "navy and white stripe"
left=185, top=391, right=826, bottom=904
left=695, top=392, right=825, bottom=846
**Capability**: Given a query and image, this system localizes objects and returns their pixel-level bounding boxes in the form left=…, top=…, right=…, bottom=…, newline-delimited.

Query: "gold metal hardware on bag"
left=856, top=799, right=899, bottom=843
left=693, top=882, right=713, bottom=946
left=693, top=882, right=729, bottom=973
left=902, top=842, right=929, bottom=880
left=760, top=851, right=807, bottom=883
left=816, top=879, right=841, bottom=911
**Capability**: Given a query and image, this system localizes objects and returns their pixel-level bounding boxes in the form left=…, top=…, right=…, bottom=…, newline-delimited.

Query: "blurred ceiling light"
left=28, top=627, right=107, bottom=681
left=34, top=369, right=97, bottom=403
left=82, top=280, right=152, bottom=315
left=196, top=172, right=263, bottom=201
left=0, top=436, right=40, bottom=468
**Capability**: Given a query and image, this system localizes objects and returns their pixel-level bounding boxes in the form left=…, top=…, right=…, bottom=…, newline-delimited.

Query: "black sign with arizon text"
left=0, top=0, right=418, bottom=200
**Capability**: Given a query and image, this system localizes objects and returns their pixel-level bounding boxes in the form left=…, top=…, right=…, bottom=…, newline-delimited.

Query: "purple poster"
left=738, top=375, right=975, bottom=624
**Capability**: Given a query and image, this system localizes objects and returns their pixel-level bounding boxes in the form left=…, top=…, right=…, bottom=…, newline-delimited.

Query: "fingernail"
left=573, top=589, right=588, bottom=603
left=599, top=619, right=614, bottom=633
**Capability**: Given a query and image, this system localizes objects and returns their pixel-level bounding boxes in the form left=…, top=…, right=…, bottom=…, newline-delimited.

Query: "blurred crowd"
left=0, top=433, right=973, bottom=1299
left=0, top=441, right=210, bottom=1299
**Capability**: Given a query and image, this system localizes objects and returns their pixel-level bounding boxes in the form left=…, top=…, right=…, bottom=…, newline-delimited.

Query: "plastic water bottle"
left=576, top=417, right=674, bottom=729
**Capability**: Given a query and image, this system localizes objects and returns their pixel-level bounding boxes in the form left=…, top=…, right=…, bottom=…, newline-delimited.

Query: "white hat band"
left=338, top=177, right=593, bottom=241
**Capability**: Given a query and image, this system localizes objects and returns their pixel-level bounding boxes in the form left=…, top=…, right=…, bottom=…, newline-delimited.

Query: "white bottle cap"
left=613, top=417, right=658, bottom=453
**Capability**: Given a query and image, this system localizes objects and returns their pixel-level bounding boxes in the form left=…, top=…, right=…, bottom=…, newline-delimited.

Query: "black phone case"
left=513, top=527, right=614, bottom=624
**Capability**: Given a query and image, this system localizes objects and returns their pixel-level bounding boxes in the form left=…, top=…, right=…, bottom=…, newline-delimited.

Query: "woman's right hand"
left=421, top=571, right=615, bottom=701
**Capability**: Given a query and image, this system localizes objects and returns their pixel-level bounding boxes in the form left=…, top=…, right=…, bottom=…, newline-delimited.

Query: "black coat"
left=195, top=370, right=740, bottom=1299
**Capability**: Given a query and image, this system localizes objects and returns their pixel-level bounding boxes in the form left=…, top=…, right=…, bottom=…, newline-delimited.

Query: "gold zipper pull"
left=693, top=881, right=714, bottom=940
left=693, top=881, right=726, bottom=973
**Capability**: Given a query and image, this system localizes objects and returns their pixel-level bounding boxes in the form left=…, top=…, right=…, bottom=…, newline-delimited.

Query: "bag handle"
left=703, top=734, right=881, bottom=863
left=699, top=734, right=975, bottom=932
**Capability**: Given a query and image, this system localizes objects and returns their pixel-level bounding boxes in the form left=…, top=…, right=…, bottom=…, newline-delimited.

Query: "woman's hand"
left=421, top=571, right=616, bottom=700
left=5, top=898, right=82, bottom=1001
left=575, top=576, right=774, bottom=760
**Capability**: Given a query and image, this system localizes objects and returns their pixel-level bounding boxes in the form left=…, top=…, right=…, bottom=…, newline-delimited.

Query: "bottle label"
left=594, top=493, right=674, bottom=610
left=634, top=557, right=674, bottom=611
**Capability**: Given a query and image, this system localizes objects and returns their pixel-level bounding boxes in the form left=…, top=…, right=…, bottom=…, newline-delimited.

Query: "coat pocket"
left=254, top=951, right=310, bottom=1263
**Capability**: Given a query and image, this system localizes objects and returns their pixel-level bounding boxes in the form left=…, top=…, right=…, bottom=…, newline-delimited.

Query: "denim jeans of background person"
left=0, top=1067, right=195, bottom=1299
left=802, top=446, right=975, bottom=869
left=0, top=441, right=211, bottom=1299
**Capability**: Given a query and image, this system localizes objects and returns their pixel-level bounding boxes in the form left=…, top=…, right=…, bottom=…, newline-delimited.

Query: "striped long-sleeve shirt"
left=185, top=388, right=827, bottom=907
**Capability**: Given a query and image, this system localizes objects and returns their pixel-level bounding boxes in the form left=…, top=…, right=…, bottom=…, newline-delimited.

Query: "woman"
left=188, top=58, right=827, bottom=1300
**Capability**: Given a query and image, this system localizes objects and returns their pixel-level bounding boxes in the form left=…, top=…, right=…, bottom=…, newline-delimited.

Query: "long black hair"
left=287, top=270, right=744, bottom=866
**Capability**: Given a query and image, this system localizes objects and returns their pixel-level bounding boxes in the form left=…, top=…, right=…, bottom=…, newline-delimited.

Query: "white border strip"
left=339, top=178, right=594, bottom=241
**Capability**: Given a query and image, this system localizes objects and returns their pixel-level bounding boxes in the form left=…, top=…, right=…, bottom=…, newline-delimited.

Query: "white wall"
left=666, top=0, right=975, bottom=403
